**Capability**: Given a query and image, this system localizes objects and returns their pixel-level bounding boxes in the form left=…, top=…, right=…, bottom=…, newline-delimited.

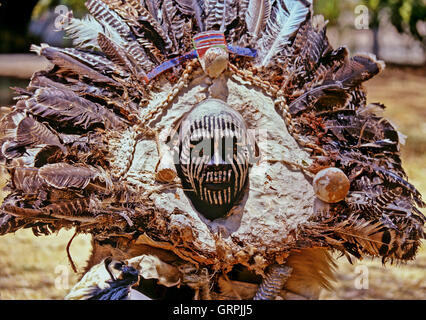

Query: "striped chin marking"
left=176, top=99, right=251, bottom=220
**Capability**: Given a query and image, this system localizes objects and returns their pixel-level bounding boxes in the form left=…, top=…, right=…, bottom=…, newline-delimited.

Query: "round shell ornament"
left=313, top=167, right=350, bottom=203
left=155, top=150, right=177, bottom=183
left=199, top=47, right=229, bottom=78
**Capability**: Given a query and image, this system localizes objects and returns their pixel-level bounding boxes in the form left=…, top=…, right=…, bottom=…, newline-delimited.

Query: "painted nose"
left=207, top=149, right=227, bottom=166
left=206, top=136, right=229, bottom=166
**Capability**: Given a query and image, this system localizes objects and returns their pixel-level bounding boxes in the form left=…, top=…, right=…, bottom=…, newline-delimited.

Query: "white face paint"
left=175, top=99, right=252, bottom=220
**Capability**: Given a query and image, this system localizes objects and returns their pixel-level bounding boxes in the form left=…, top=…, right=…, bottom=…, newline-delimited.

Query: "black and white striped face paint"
left=175, top=99, right=252, bottom=220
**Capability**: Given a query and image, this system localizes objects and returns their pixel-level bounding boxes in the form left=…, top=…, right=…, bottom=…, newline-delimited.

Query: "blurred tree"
left=0, top=0, right=40, bottom=52
left=386, top=0, right=426, bottom=43
left=0, top=0, right=86, bottom=53
left=33, top=0, right=86, bottom=19
left=362, top=0, right=426, bottom=56
left=30, top=0, right=86, bottom=47
left=314, top=0, right=425, bottom=58
left=314, top=0, right=341, bottom=25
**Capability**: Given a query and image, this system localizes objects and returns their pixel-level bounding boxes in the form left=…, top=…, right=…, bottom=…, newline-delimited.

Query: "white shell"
left=199, top=47, right=229, bottom=78
left=155, top=149, right=177, bottom=183
left=313, top=167, right=350, bottom=203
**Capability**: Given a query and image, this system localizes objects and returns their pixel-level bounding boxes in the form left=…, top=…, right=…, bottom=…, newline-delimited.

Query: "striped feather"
left=11, top=167, right=46, bottom=193
left=85, top=0, right=154, bottom=70
left=245, top=0, right=271, bottom=40
left=39, top=163, right=100, bottom=189
left=161, top=0, right=186, bottom=51
left=102, top=0, right=172, bottom=56
left=257, top=0, right=311, bottom=67
left=15, top=117, right=65, bottom=152
left=31, top=44, right=120, bottom=86
left=253, top=265, right=292, bottom=300
left=64, top=14, right=124, bottom=50
left=60, top=47, right=127, bottom=77
left=205, top=0, right=227, bottom=31
left=128, top=0, right=173, bottom=50
left=23, top=87, right=125, bottom=130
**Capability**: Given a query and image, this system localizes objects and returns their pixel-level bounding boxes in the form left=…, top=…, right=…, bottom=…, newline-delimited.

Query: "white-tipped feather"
left=245, top=0, right=271, bottom=39
left=65, top=14, right=125, bottom=50
left=258, top=0, right=311, bottom=67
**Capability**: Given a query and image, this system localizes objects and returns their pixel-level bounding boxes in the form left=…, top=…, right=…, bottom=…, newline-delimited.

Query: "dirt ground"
left=0, top=60, right=424, bottom=300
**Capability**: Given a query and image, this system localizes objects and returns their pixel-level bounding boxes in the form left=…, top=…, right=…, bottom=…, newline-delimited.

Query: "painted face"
left=175, top=99, right=252, bottom=220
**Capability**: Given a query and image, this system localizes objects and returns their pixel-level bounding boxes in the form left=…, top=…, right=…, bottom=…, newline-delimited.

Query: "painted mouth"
left=202, top=169, right=232, bottom=184
left=203, top=182, right=230, bottom=190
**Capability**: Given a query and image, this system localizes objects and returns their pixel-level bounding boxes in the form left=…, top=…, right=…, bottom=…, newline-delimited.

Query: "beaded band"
left=145, top=31, right=257, bottom=83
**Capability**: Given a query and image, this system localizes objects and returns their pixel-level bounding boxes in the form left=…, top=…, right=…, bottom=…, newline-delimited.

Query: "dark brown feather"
left=34, top=44, right=120, bottom=86
left=97, top=33, right=132, bottom=70
left=330, top=53, right=384, bottom=88
left=11, top=167, right=46, bottom=193
left=16, top=117, right=66, bottom=152
left=97, top=33, right=148, bottom=82
left=38, top=162, right=100, bottom=189
left=23, top=87, right=125, bottom=130
left=42, top=197, right=93, bottom=217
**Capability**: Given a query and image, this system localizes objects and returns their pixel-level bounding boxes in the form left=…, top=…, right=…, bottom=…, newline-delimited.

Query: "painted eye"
left=221, top=137, right=235, bottom=161
left=190, top=138, right=202, bottom=146
left=190, top=138, right=206, bottom=158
